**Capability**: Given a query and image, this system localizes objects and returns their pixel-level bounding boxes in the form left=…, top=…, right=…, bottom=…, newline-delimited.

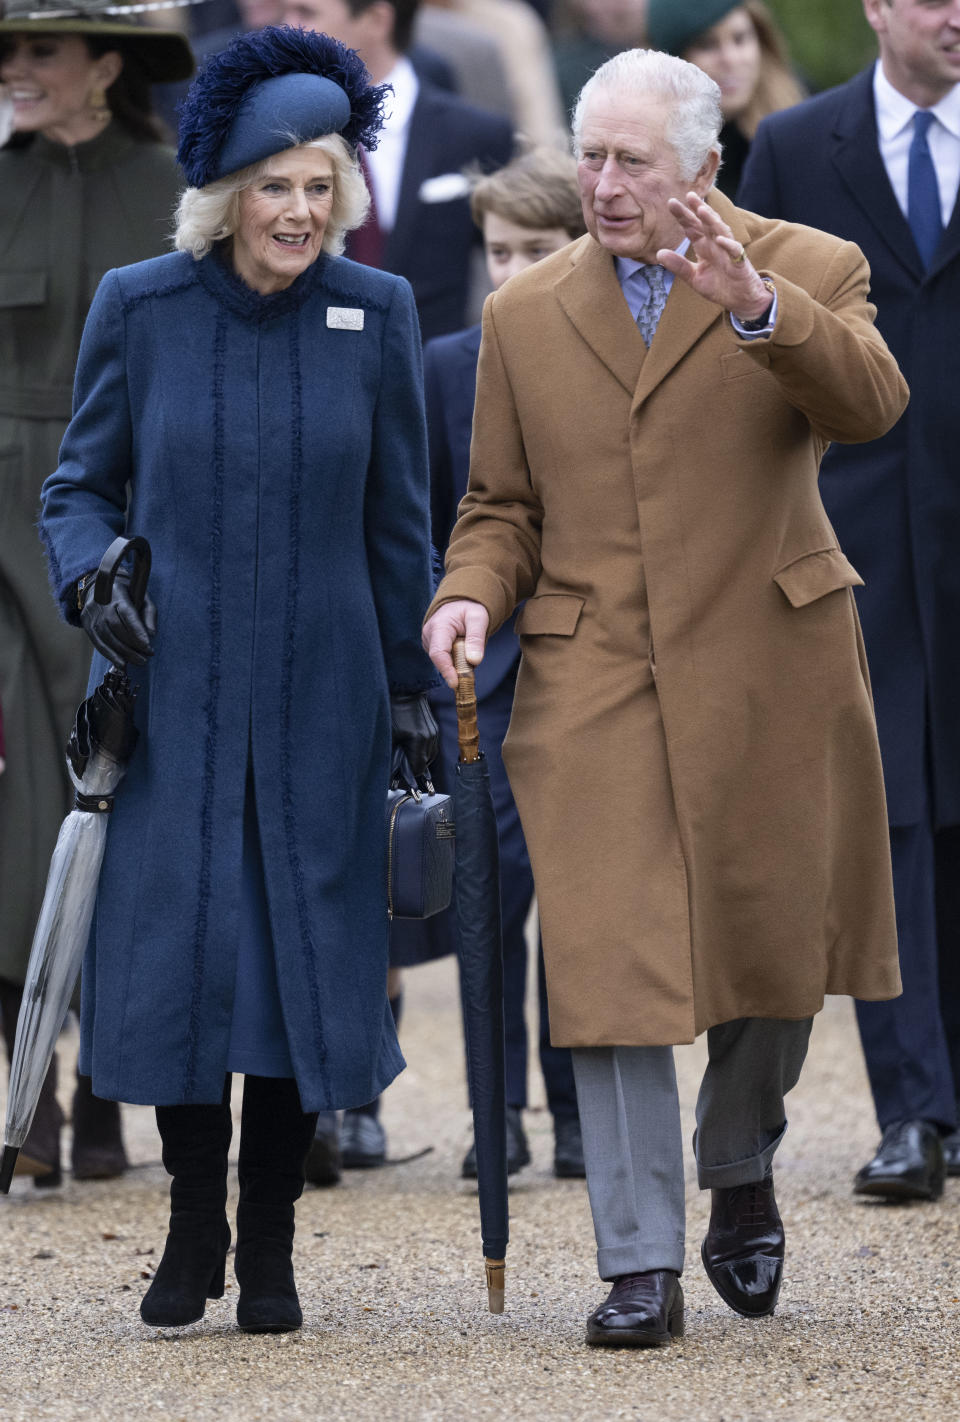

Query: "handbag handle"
left=453, top=639, right=481, bottom=764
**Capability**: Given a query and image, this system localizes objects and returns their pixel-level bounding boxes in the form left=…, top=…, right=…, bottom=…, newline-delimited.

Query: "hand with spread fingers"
left=658, top=191, right=774, bottom=324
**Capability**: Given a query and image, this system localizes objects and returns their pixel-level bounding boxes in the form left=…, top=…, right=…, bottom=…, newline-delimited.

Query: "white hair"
left=173, top=133, right=370, bottom=260
left=572, top=49, right=723, bottom=181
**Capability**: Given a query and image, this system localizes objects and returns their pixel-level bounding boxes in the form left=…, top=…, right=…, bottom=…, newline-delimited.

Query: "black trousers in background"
left=856, top=819, right=960, bottom=1133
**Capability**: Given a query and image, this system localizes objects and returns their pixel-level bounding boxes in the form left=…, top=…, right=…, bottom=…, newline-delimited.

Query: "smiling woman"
left=173, top=132, right=370, bottom=288
left=0, top=2, right=193, bottom=1191
left=38, top=24, right=438, bottom=1339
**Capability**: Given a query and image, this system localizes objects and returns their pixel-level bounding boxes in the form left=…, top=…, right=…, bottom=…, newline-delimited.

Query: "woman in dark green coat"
left=0, top=0, right=193, bottom=1188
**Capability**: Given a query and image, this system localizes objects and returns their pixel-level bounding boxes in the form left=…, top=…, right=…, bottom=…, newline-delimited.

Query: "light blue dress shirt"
left=614, top=237, right=777, bottom=339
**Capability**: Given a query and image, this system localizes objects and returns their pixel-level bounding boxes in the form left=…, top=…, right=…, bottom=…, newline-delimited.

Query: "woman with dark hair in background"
left=0, top=0, right=193, bottom=1189
left=647, top=0, right=804, bottom=197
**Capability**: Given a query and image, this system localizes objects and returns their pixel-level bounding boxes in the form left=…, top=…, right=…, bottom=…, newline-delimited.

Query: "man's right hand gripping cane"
left=422, top=600, right=490, bottom=689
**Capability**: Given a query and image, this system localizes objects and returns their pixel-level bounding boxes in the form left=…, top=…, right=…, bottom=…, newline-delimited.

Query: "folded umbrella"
left=0, top=536, right=150, bottom=1193
left=453, top=638, right=508, bottom=1312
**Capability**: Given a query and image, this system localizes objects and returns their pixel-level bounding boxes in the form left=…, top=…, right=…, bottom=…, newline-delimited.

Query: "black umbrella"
left=453, top=638, right=508, bottom=1312
left=0, top=536, right=149, bottom=1193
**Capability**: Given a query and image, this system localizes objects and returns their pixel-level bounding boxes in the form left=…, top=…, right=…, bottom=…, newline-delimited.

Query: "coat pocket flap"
left=515, top=594, right=585, bottom=636
left=0, top=270, right=46, bottom=308
left=773, top=548, right=864, bottom=608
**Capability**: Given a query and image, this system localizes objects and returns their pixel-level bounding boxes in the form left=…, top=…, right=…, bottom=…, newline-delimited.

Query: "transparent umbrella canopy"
left=0, top=537, right=149, bottom=1194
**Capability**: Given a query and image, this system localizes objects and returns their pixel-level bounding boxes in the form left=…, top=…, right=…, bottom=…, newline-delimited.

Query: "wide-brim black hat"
left=0, top=0, right=195, bottom=83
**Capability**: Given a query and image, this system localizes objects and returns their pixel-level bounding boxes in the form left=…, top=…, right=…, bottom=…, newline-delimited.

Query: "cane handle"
left=454, top=639, right=481, bottom=764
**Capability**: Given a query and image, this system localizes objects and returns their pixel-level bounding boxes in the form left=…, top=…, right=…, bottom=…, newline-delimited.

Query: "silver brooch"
left=326, top=307, right=365, bottom=331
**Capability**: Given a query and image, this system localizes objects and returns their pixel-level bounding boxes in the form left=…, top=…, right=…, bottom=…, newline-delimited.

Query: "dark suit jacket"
left=380, top=85, right=513, bottom=344
left=739, top=67, right=960, bottom=828
left=423, top=324, right=519, bottom=699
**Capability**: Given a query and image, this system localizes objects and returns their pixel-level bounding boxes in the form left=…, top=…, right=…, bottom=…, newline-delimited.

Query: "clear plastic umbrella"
left=0, top=536, right=149, bottom=1193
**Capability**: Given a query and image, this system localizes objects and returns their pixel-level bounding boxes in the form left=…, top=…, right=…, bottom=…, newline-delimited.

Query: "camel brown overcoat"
left=427, top=191, right=908, bottom=1048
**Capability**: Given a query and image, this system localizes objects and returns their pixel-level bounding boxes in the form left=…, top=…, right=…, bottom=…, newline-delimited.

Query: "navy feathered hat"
left=177, top=26, right=390, bottom=188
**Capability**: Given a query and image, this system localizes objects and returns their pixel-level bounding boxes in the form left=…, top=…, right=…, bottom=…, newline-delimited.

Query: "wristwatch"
left=737, top=277, right=777, bottom=332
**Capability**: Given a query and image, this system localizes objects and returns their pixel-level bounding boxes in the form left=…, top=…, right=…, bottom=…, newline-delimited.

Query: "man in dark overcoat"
left=739, top=0, right=960, bottom=1199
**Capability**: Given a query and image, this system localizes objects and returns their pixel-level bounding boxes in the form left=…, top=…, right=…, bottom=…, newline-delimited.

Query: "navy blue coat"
left=40, top=248, right=437, bottom=1110
left=739, top=69, right=960, bottom=828
left=424, top=324, right=519, bottom=698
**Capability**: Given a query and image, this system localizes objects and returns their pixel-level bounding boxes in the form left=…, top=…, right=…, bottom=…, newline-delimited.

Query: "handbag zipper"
left=387, top=793, right=411, bottom=920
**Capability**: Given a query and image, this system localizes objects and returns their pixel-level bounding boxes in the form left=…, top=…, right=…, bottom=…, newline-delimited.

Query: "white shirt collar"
left=874, top=58, right=960, bottom=142
left=379, top=54, right=419, bottom=135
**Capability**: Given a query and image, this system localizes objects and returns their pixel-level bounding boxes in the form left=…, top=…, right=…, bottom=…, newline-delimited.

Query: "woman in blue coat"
left=39, top=27, right=438, bottom=1334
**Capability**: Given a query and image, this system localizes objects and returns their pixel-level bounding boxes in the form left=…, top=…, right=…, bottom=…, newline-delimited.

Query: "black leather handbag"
left=386, top=789, right=455, bottom=920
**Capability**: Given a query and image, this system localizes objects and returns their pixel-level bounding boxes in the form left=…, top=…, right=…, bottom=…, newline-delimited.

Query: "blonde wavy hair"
left=173, top=134, right=370, bottom=260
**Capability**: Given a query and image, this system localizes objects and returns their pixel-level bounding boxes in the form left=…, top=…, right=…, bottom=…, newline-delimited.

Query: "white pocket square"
left=418, top=172, right=471, bottom=204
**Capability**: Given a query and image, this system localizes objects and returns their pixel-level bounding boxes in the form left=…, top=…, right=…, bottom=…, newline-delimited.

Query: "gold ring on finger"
left=731, top=245, right=746, bottom=265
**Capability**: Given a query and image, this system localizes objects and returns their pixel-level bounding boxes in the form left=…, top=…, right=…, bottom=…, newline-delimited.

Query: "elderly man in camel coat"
left=423, top=48, right=908, bottom=1349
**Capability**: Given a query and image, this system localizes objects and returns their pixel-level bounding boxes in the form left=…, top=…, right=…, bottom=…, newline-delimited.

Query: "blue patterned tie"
left=636, top=264, right=669, bottom=347
left=908, top=109, right=943, bottom=269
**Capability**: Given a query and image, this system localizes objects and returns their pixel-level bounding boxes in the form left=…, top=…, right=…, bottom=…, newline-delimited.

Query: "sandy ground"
left=1, top=955, right=958, bottom=1422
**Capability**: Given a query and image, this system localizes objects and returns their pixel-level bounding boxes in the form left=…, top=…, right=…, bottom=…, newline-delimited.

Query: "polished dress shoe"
left=553, top=1115, right=585, bottom=1178
left=304, top=1111, right=341, bottom=1187
left=585, top=1270, right=684, bottom=1347
left=340, top=1109, right=386, bottom=1168
left=461, top=1106, right=530, bottom=1179
left=702, top=1171, right=783, bottom=1318
left=853, top=1120, right=945, bottom=1201
left=943, top=1129, right=960, bottom=1177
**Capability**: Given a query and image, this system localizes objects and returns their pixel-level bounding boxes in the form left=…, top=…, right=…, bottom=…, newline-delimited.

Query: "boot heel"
left=207, top=1251, right=227, bottom=1300
left=669, top=1306, right=685, bottom=1338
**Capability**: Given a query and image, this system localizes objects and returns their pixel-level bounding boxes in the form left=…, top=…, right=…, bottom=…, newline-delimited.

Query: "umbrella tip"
left=0, top=1145, right=19, bottom=1195
left=485, top=1257, right=505, bottom=1314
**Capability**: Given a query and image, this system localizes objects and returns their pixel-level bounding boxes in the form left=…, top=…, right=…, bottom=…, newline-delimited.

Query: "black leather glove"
left=79, top=571, right=157, bottom=668
left=390, top=692, right=439, bottom=792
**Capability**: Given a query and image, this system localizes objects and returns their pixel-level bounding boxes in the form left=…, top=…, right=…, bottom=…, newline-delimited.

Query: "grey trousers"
left=571, top=1016, right=813, bottom=1280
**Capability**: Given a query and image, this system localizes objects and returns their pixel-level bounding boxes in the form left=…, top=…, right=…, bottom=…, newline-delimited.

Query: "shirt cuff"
left=730, top=291, right=778, bottom=340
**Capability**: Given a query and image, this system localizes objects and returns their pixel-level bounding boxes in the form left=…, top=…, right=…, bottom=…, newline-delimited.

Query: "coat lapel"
left=631, top=191, right=748, bottom=410
left=555, top=236, right=646, bottom=396
left=830, top=68, right=925, bottom=282
left=383, top=90, right=435, bottom=273
left=930, top=172, right=960, bottom=278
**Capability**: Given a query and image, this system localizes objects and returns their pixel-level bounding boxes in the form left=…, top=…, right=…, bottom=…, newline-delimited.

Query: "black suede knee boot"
left=235, top=1075, right=318, bottom=1334
left=140, top=1079, right=233, bottom=1327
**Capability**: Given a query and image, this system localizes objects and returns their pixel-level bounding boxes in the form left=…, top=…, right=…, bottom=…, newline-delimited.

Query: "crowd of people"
left=0, top=0, right=958, bottom=1350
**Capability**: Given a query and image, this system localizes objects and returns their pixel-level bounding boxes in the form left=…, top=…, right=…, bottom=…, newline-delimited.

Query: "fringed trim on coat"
left=279, top=313, right=330, bottom=1086
left=183, top=309, right=228, bottom=1099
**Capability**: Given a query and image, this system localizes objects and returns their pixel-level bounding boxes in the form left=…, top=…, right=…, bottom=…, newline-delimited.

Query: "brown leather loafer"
left=585, top=1269, right=684, bottom=1347
left=701, top=1171, right=784, bottom=1318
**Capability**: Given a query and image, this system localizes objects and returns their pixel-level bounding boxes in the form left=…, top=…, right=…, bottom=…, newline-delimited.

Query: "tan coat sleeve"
left=425, top=296, right=543, bottom=632
left=737, top=240, right=909, bottom=444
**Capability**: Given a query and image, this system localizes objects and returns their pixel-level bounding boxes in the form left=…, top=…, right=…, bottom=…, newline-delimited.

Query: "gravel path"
left=1, top=956, right=958, bottom=1421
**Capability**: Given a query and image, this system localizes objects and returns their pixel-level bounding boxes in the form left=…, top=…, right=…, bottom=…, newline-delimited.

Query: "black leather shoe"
left=304, top=1111, right=341, bottom=1187
left=701, top=1171, right=783, bottom=1318
left=585, top=1270, right=684, bottom=1347
left=340, top=1110, right=386, bottom=1168
left=461, top=1106, right=530, bottom=1179
left=854, top=1120, right=945, bottom=1200
left=553, top=1115, right=585, bottom=1178
left=943, top=1129, right=960, bottom=1177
